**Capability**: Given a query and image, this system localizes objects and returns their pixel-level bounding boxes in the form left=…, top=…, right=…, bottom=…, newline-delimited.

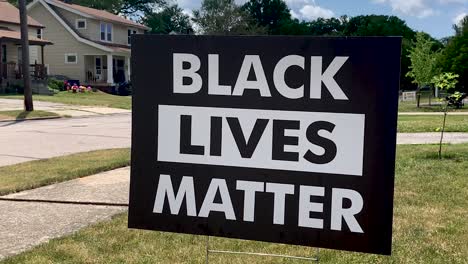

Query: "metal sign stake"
left=205, top=236, right=319, bottom=263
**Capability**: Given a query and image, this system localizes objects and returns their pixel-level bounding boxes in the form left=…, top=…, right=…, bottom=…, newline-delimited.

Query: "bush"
left=48, top=78, right=65, bottom=91
left=13, top=84, right=23, bottom=94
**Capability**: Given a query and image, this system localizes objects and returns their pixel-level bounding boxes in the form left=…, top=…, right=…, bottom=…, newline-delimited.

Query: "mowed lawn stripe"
left=0, top=91, right=131, bottom=110
left=0, top=148, right=130, bottom=196
left=398, top=115, right=468, bottom=133
left=0, top=110, right=59, bottom=121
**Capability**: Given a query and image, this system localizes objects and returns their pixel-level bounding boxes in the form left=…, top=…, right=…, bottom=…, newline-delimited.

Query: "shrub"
left=48, top=78, right=65, bottom=91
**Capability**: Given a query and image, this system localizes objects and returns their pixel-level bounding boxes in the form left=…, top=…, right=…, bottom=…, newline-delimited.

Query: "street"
left=2, top=113, right=468, bottom=167
left=0, top=114, right=131, bottom=166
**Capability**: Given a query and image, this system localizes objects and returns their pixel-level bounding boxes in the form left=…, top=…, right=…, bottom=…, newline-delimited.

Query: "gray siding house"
left=27, top=0, right=149, bottom=87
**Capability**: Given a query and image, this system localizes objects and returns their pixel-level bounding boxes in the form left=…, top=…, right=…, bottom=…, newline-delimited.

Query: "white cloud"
left=290, top=9, right=301, bottom=19
left=439, top=0, right=467, bottom=4
left=182, top=9, right=193, bottom=18
left=453, top=12, right=467, bottom=24
left=284, top=0, right=336, bottom=20
left=373, top=0, right=436, bottom=18
left=299, top=5, right=335, bottom=20
left=174, top=0, right=336, bottom=21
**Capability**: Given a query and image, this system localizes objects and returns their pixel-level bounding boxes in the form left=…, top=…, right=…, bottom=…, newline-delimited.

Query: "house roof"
left=46, top=0, right=150, bottom=30
left=0, top=0, right=44, bottom=28
left=0, top=29, right=53, bottom=45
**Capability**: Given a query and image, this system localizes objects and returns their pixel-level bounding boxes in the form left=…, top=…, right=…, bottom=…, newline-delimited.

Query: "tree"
left=73, top=0, right=167, bottom=18
left=305, top=17, right=347, bottom=36
left=276, top=18, right=309, bottom=35
left=9, top=0, right=167, bottom=19
left=242, top=0, right=291, bottom=34
left=453, top=15, right=468, bottom=36
left=431, top=72, right=460, bottom=159
left=439, top=15, right=468, bottom=93
left=144, top=5, right=193, bottom=34
left=192, top=0, right=264, bottom=35
left=19, top=0, right=33, bottom=111
left=406, top=32, right=441, bottom=107
left=7, top=0, right=33, bottom=6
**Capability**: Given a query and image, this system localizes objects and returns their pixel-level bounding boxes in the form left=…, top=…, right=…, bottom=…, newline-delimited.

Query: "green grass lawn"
left=0, top=148, right=130, bottom=196
left=398, top=101, right=468, bottom=112
left=398, top=115, right=468, bottom=133
left=0, top=110, right=59, bottom=121
left=2, top=144, right=467, bottom=264
left=0, top=91, right=131, bottom=110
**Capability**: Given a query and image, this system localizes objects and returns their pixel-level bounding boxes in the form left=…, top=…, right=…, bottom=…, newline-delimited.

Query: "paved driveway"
left=0, top=113, right=131, bottom=166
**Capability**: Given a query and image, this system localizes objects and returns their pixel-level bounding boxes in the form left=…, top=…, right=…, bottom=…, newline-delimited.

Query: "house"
left=0, top=0, right=53, bottom=93
left=27, top=0, right=149, bottom=88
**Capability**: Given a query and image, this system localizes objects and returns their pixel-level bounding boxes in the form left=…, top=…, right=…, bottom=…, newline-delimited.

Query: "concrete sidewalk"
left=0, top=167, right=129, bottom=260
left=397, top=132, right=468, bottom=144
left=0, top=99, right=130, bottom=118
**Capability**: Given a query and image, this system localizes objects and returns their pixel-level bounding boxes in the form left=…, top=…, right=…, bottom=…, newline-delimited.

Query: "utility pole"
left=19, top=0, right=34, bottom=111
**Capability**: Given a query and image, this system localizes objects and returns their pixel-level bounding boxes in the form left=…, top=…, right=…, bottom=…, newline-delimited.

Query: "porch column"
left=0, top=41, right=3, bottom=83
left=107, top=54, right=114, bottom=84
left=41, top=45, right=44, bottom=65
left=127, top=56, right=131, bottom=81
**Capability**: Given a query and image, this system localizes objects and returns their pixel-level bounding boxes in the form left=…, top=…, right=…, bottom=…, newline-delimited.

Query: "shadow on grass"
left=417, top=149, right=465, bottom=161
left=15, top=111, right=31, bottom=120
left=421, top=152, right=458, bottom=160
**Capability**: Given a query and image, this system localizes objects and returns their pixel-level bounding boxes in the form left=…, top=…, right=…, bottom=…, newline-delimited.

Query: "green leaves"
left=143, top=5, right=193, bottom=34
left=406, top=32, right=441, bottom=87
left=432, top=72, right=459, bottom=92
left=242, top=0, right=291, bottom=35
left=193, top=0, right=265, bottom=35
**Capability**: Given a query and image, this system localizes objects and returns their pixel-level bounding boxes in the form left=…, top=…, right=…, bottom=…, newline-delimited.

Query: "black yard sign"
left=129, top=35, right=401, bottom=255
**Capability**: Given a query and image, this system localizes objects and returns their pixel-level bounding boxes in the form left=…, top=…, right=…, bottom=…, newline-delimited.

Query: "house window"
left=65, top=53, right=78, bottom=64
left=95, top=57, right=102, bottom=75
left=100, top=23, right=112, bottom=42
left=36, top=28, right=43, bottom=39
left=128, top=29, right=137, bottom=45
left=76, top=19, right=87, bottom=29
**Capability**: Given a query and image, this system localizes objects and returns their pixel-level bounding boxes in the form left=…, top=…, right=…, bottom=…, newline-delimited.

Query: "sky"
left=174, top=0, right=468, bottom=39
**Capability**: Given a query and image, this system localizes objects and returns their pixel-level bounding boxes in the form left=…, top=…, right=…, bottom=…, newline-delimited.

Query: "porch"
left=84, top=54, right=130, bottom=87
left=0, top=29, right=52, bottom=93
left=1, top=62, right=48, bottom=80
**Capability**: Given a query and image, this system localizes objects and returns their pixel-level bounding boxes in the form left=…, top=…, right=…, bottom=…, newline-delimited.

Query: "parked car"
left=116, top=81, right=132, bottom=96
left=446, top=93, right=467, bottom=109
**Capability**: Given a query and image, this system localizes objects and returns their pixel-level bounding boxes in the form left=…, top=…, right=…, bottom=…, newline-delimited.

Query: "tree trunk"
left=428, top=87, right=432, bottom=106
left=416, top=86, right=421, bottom=108
left=439, top=102, right=448, bottom=160
left=19, top=0, right=33, bottom=111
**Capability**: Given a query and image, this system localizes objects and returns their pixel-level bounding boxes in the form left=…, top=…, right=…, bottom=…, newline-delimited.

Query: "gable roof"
left=0, top=29, right=52, bottom=45
left=0, top=0, right=44, bottom=28
left=27, top=0, right=130, bottom=54
left=45, top=0, right=149, bottom=30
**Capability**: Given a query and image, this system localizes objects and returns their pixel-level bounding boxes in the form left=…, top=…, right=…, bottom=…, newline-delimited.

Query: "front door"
left=113, top=58, right=125, bottom=83
left=95, top=56, right=102, bottom=81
